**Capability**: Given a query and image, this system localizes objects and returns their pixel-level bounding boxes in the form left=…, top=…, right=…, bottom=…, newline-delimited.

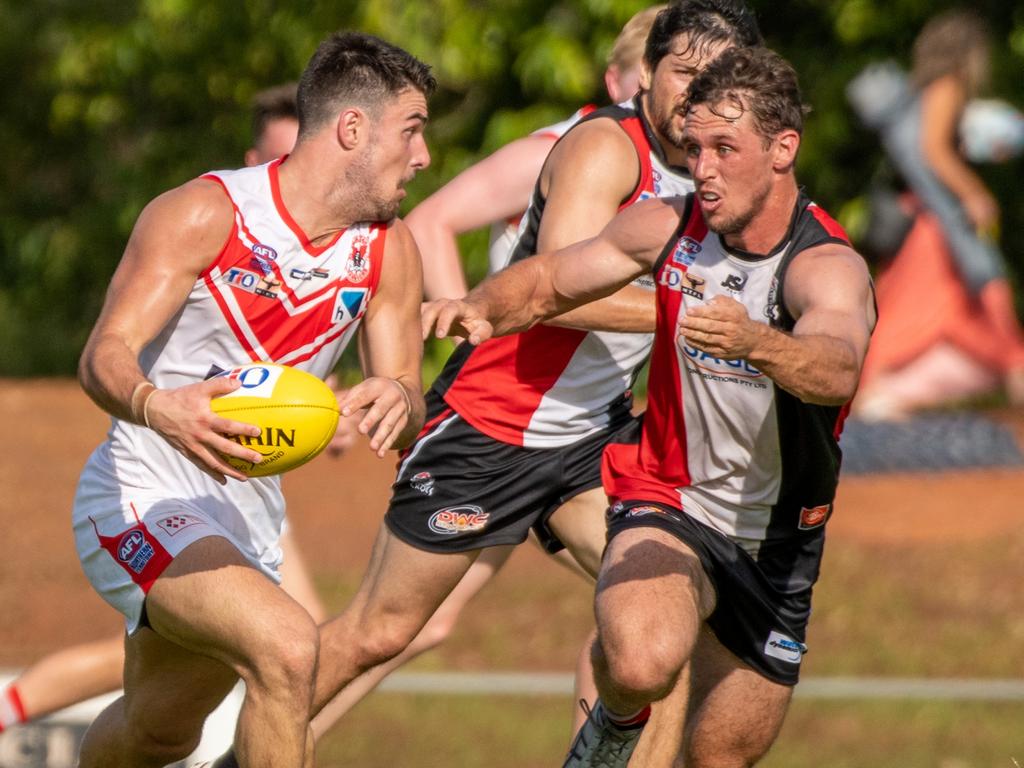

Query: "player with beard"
left=424, top=46, right=876, bottom=767
left=71, top=32, right=431, bottom=768
left=288, top=3, right=761, bottom=766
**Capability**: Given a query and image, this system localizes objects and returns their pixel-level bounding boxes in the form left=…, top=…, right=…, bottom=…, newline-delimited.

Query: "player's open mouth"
left=699, top=190, right=722, bottom=212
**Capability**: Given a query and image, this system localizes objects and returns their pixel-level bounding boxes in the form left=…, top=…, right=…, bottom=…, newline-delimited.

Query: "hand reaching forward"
left=421, top=299, right=494, bottom=345
left=338, top=377, right=414, bottom=458
left=678, top=295, right=763, bottom=360
left=324, top=374, right=364, bottom=458
left=144, top=377, right=265, bottom=485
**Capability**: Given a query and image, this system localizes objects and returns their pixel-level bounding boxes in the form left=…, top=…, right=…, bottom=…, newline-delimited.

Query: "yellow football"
left=210, top=363, right=339, bottom=477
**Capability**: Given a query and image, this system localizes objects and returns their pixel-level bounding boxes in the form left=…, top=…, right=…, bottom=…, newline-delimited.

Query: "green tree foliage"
left=1, top=0, right=1022, bottom=374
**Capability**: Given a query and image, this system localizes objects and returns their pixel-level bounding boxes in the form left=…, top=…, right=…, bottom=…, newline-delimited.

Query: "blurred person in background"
left=0, top=82, right=347, bottom=742
left=851, top=9, right=1024, bottom=420
left=406, top=4, right=665, bottom=300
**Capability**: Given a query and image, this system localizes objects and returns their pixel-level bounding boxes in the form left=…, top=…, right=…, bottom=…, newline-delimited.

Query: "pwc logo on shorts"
left=763, top=630, right=806, bottom=665
left=428, top=505, right=490, bottom=536
left=117, top=530, right=157, bottom=575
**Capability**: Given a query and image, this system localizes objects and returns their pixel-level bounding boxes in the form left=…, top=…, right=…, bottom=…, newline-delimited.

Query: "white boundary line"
left=5, top=670, right=1024, bottom=724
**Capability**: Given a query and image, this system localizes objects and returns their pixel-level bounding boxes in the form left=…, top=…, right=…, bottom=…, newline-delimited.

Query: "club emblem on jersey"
left=410, top=471, right=435, bottom=496
left=345, top=235, right=371, bottom=282
left=798, top=504, right=830, bottom=530
left=764, top=276, right=781, bottom=322
left=333, top=288, right=368, bottom=325
left=671, top=236, right=702, bottom=267
left=428, top=505, right=490, bottom=535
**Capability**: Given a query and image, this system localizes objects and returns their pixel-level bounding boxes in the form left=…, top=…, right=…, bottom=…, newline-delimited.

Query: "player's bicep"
left=786, top=245, right=876, bottom=360
left=359, top=221, right=425, bottom=383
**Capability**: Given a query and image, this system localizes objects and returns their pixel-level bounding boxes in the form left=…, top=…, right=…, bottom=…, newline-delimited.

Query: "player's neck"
left=721, top=178, right=800, bottom=255
left=274, top=148, right=359, bottom=245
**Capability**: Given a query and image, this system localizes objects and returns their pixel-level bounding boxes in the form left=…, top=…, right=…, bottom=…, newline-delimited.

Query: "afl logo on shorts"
left=117, top=530, right=156, bottom=574
left=428, top=505, right=489, bottom=535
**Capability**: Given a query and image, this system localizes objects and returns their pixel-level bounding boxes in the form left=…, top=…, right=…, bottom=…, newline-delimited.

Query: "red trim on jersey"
left=442, top=326, right=588, bottom=446
left=198, top=174, right=247, bottom=281
left=808, top=203, right=850, bottom=244
left=603, top=205, right=707, bottom=504
left=268, top=158, right=345, bottom=257
left=833, top=402, right=851, bottom=440
left=618, top=116, right=654, bottom=210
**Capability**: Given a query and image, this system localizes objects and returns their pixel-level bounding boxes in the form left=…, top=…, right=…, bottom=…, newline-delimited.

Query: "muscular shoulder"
left=542, top=117, right=640, bottom=199
left=128, top=178, right=234, bottom=274
left=784, top=243, right=874, bottom=318
left=383, top=217, right=425, bottom=273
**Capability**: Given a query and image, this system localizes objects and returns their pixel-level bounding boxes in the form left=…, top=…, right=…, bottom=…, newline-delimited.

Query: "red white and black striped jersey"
left=435, top=97, right=694, bottom=448
left=602, top=192, right=853, bottom=554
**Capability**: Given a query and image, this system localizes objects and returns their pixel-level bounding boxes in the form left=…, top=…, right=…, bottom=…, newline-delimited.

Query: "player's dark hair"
left=297, top=31, right=436, bottom=137
left=645, top=0, right=763, bottom=70
left=250, top=83, right=298, bottom=145
left=686, top=47, right=807, bottom=144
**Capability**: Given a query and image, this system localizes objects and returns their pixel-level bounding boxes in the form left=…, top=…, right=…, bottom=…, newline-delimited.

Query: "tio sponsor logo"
left=763, top=631, right=805, bottom=664
left=428, top=505, right=490, bottom=535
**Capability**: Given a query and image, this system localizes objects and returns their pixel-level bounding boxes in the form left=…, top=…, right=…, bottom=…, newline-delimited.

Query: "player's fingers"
left=184, top=447, right=233, bottom=485
left=421, top=301, right=444, bottom=340
left=202, top=375, right=244, bottom=397
left=366, top=404, right=407, bottom=455
left=339, top=380, right=383, bottom=416
left=206, top=433, right=264, bottom=466
left=210, top=416, right=262, bottom=438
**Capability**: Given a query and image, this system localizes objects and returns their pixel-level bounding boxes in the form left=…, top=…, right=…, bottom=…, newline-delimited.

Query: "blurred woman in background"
left=854, top=9, right=1024, bottom=420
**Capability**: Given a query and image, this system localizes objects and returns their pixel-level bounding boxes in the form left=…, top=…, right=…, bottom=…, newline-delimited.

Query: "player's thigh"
left=121, top=625, right=238, bottom=744
left=684, top=626, right=793, bottom=766
left=546, top=486, right=608, bottom=579
left=143, top=535, right=317, bottom=675
left=596, top=526, right=714, bottom=663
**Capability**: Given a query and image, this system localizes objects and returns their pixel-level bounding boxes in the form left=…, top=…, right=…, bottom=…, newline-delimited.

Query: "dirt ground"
left=2, top=378, right=1023, bottom=670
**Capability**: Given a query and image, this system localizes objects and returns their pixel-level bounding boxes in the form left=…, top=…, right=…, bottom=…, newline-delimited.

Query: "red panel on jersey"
left=808, top=203, right=851, bottom=244
left=442, top=325, right=588, bottom=446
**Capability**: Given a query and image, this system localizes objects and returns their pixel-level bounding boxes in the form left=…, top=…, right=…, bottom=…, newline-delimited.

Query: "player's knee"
left=600, top=642, right=681, bottom=702
left=247, top=617, right=320, bottom=695
left=355, top=618, right=419, bottom=667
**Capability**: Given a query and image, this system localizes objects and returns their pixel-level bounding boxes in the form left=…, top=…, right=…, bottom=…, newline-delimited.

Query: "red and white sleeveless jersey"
left=487, top=104, right=598, bottom=273
left=102, top=158, right=387, bottom=510
left=435, top=98, right=693, bottom=448
left=603, top=193, right=853, bottom=552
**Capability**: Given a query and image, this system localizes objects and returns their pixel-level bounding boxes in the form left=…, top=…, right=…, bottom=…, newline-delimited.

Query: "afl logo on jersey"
left=671, top=236, right=702, bottom=267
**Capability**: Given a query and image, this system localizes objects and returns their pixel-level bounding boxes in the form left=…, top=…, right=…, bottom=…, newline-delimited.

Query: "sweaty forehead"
left=663, top=33, right=730, bottom=70
left=683, top=100, right=752, bottom=138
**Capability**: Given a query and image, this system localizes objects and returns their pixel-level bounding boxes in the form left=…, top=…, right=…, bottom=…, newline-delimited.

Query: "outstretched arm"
left=78, top=179, right=265, bottom=483
left=341, top=219, right=426, bottom=455
left=679, top=244, right=876, bottom=405
left=423, top=196, right=684, bottom=344
left=405, top=134, right=557, bottom=300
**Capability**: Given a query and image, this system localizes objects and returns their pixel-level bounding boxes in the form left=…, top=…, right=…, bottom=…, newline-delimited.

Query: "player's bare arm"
left=531, top=119, right=658, bottom=333
left=341, top=218, right=426, bottom=456
left=425, top=196, right=683, bottom=344
left=679, top=243, right=876, bottom=405
left=78, top=179, right=265, bottom=482
left=406, top=133, right=557, bottom=300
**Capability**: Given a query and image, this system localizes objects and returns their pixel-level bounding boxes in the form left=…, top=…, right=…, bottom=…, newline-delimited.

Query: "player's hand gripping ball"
left=210, top=363, right=340, bottom=477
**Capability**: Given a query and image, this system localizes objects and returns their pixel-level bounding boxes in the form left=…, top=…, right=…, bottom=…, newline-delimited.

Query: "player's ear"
left=638, top=59, right=654, bottom=93
left=336, top=107, right=366, bottom=150
left=771, top=129, right=800, bottom=172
